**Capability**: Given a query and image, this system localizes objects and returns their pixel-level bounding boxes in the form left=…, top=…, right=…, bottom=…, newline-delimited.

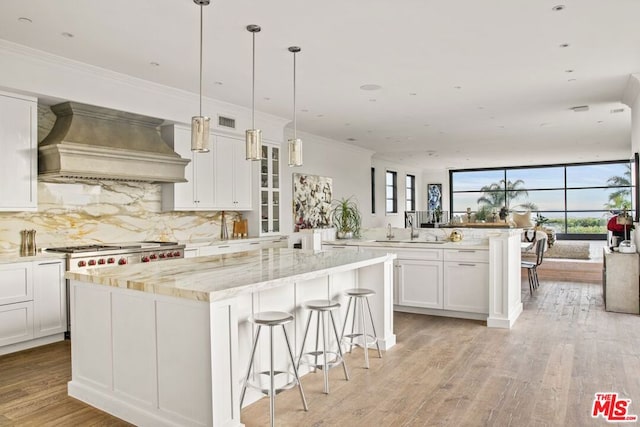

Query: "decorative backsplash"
left=0, top=180, right=239, bottom=254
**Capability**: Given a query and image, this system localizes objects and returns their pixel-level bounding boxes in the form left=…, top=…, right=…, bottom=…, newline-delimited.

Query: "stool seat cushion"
left=344, top=288, right=376, bottom=297
left=521, top=261, right=536, bottom=268
left=251, top=311, right=294, bottom=326
left=304, top=299, right=341, bottom=311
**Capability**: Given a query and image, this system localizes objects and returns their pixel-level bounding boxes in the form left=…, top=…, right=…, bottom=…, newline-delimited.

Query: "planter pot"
left=336, top=231, right=354, bottom=239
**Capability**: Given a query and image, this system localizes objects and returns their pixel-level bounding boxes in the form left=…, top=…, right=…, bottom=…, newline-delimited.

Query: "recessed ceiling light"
left=301, top=109, right=309, bottom=112
left=424, top=124, right=430, bottom=127
left=571, top=105, right=589, bottom=112
left=385, top=136, right=391, bottom=140
left=316, top=114, right=324, bottom=118
left=477, top=106, right=484, bottom=110
left=345, top=123, right=351, bottom=126
left=559, top=43, right=570, bottom=48
left=18, top=17, right=32, bottom=23
left=552, top=5, right=565, bottom=11
left=149, top=61, right=160, bottom=67
left=453, top=86, right=462, bottom=90
left=565, top=69, right=574, bottom=73
left=367, top=130, right=372, bottom=133
left=347, top=138, right=357, bottom=142
left=409, top=93, right=417, bottom=96
left=263, top=97, right=271, bottom=101
left=568, top=78, right=577, bottom=82
left=61, top=32, right=74, bottom=38
left=540, top=123, right=550, bottom=127
left=359, top=84, right=382, bottom=91
left=214, top=81, right=223, bottom=85
left=597, top=120, right=604, bottom=124
left=369, top=98, right=377, bottom=102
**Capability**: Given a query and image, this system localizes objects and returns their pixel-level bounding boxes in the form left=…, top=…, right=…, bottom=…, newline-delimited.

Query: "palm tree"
left=476, top=179, right=537, bottom=210
left=605, top=164, right=631, bottom=210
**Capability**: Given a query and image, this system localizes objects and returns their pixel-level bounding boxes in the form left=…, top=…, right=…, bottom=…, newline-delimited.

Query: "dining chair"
left=522, top=237, right=546, bottom=294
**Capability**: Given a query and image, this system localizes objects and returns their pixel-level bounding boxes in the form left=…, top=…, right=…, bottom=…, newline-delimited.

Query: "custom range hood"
left=39, top=102, right=189, bottom=183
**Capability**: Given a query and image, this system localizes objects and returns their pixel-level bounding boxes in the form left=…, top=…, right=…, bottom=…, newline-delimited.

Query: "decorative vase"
left=336, top=231, right=353, bottom=239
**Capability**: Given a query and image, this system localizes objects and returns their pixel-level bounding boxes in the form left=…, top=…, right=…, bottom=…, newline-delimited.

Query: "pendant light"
left=288, top=46, right=303, bottom=167
left=245, top=25, right=262, bottom=161
left=191, top=0, right=210, bottom=152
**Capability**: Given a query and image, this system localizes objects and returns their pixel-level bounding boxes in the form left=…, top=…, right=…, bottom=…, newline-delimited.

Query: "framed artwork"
left=427, top=183, right=442, bottom=212
left=293, top=173, right=333, bottom=231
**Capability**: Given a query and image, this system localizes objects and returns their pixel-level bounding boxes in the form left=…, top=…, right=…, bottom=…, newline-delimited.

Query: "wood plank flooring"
left=1, top=279, right=639, bottom=426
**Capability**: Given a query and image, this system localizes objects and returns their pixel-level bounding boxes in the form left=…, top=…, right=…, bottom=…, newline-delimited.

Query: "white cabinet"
left=0, top=259, right=66, bottom=354
left=33, top=260, right=66, bottom=337
left=258, top=144, right=280, bottom=234
left=443, top=249, right=489, bottom=314
left=396, top=259, right=443, bottom=309
left=213, top=134, right=252, bottom=210
left=161, top=124, right=215, bottom=210
left=0, top=91, right=37, bottom=211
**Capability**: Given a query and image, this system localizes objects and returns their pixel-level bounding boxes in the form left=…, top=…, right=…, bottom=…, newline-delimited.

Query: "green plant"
left=330, top=197, right=362, bottom=237
left=535, top=213, right=549, bottom=227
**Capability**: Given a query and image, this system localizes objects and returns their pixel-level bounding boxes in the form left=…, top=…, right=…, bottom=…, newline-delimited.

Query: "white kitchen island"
left=66, top=248, right=395, bottom=427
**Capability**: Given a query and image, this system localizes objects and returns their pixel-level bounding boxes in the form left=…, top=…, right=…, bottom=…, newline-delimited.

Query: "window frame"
left=386, top=170, right=398, bottom=214
left=405, top=174, right=416, bottom=211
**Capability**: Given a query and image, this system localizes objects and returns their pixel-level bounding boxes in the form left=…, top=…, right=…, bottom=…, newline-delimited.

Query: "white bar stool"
left=240, top=311, right=308, bottom=427
left=297, top=299, right=350, bottom=394
left=340, top=288, right=382, bottom=368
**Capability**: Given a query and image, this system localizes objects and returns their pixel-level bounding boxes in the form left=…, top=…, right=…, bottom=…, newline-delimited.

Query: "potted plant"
left=331, top=197, right=362, bottom=239
left=534, top=213, right=549, bottom=229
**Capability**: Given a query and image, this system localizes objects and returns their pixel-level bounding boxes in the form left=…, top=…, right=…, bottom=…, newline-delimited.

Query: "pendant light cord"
left=252, top=31, right=256, bottom=130
left=293, top=51, right=297, bottom=139
left=199, top=4, right=203, bottom=117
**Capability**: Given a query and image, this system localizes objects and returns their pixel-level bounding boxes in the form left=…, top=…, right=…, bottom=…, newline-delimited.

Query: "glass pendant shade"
left=288, top=137, right=302, bottom=167
left=245, top=129, right=262, bottom=160
left=191, top=116, right=210, bottom=152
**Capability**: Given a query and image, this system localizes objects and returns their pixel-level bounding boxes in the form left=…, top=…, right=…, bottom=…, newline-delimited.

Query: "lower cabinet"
left=395, top=259, right=443, bottom=309
left=443, top=261, right=489, bottom=314
left=0, top=259, right=66, bottom=355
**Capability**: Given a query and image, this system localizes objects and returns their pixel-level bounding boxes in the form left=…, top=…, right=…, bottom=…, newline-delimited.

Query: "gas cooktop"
left=47, top=241, right=179, bottom=253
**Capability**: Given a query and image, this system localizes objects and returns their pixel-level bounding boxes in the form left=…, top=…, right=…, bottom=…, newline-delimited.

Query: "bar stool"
left=340, top=288, right=382, bottom=368
left=297, top=299, right=349, bottom=394
left=240, top=311, right=308, bottom=427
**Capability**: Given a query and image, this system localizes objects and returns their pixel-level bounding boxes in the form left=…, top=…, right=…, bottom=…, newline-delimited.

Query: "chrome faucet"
left=386, top=223, right=394, bottom=240
left=407, top=216, right=418, bottom=240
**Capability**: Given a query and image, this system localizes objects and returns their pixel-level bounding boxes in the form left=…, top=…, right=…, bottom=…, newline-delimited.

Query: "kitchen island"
left=66, top=248, right=395, bottom=427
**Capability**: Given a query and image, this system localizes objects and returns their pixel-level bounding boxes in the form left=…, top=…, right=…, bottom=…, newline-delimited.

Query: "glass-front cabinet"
left=260, top=144, right=280, bottom=234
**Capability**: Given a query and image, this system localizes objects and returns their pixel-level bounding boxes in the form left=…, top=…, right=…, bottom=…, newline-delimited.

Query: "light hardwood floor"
left=1, top=279, right=639, bottom=426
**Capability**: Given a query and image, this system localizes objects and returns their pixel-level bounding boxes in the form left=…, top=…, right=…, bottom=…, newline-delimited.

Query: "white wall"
left=370, top=157, right=424, bottom=228
left=281, top=129, right=374, bottom=232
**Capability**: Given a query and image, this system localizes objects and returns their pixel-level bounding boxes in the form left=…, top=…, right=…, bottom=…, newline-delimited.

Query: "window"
left=405, top=174, right=415, bottom=211
left=386, top=171, right=398, bottom=214
left=371, top=167, right=376, bottom=214
left=450, top=160, right=636, bottom=238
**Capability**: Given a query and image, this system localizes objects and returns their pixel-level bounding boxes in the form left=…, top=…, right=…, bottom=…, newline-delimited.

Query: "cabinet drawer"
left=0, top=301, right=34, bottom=346
left=394, top=248, right=442, bottom=261
left=444, top=249, right=488, bottom=263
left=0, top=262, right=33, bottom=305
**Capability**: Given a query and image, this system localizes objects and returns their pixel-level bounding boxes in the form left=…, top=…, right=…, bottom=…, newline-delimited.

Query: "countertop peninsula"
left=66, top=247, right=394, bottom=302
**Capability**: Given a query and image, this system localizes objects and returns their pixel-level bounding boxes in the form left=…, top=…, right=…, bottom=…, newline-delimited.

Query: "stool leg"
left=360, top=298, right=369, bottom=369
left=321, top=311, right=330, bottom=393
left=240, top=325, right=261, bottom=407
left=365, top=297, right=382, bottom=359
left=340, top=296, right=353, bottom=352
left=527, top=268, right=533, bottom=295
left=329, top=311, right=350, bottom=381
left=349, top=299, right=357, bottom=353
left=297, top=311, right=313, bottom=371
left=282, top=325, right=308, bottom=411
left=269, top=327, right=275, bottom=427
left=314, top=312, right=321, bottom=373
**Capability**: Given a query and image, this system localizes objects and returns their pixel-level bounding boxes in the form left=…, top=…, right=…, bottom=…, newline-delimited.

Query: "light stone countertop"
left=0, top=251, right=67, bottom=264
left=66, top=248, right=394, bottom=302
left=181, top=235, right=287, bottom=248
left=323, top=239, right=489, bottom=250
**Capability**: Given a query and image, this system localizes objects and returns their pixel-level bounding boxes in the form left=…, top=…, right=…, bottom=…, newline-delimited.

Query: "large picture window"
left=449, top=160, right=636, bottom=239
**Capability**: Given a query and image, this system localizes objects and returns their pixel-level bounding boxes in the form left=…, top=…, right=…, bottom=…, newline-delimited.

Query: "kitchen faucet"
left=407, top=216, right=418, bottom=240
left=386, top=223, right=394, bottom=240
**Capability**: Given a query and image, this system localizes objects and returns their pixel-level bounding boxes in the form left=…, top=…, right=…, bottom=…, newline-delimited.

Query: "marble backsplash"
left=0, top=180, right=240, bottom=254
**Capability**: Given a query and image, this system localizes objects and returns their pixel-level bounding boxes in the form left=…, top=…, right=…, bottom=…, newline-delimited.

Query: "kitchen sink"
left=373, top=239, right=446, bottom=244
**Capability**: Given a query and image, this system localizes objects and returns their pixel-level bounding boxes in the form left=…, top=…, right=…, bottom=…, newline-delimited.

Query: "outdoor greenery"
left=476, top=179, right=538, bottom=211
left=605, top=164, right=632, bottom=211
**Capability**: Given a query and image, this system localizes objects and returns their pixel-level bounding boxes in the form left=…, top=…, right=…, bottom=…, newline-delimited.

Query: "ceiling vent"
left=218, top=115, right=236, bottom=129
left=610, top=108, right=625, bottom=114
left=571, top=105, right=589, bottom=112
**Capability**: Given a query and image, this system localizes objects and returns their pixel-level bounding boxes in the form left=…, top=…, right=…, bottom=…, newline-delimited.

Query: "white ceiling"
left=1, top=0, right=639, bottom=170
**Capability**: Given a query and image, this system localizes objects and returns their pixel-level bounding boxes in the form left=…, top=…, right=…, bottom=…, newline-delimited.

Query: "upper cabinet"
left=161, top=125, right=252, bottom=211
left=258, top=143, right=281, bottom=234
left=213, top=135, right=252, bottom=210
left=0, top=91, right=37, bottom=211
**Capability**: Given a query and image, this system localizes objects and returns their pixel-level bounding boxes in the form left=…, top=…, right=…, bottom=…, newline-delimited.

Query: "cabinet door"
left=0, top=301, right=34, bottom=346
left=0, top=93, right=37, bottom=211
left=396, top=259, right=443, bottom=309
left=193, top=145, right=215, bottom=209
left=0, top=262, right=32, bottom=305
left=443, top=262, right=489, bottom=314
left=33, top=260, right=66, bottom=337
left=213, top=135, right=235, bottom=209
left=233, top=141, right=252, bottom=210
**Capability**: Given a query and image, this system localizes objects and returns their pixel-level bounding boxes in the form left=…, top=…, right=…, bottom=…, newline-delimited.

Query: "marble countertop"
left=66, top=248, right=394, bottom=302
left=181, top=235, right=287, bottom=248
left=0, top=251, right=67, bottom=264
left=323, top=239, right=489, bottom=250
